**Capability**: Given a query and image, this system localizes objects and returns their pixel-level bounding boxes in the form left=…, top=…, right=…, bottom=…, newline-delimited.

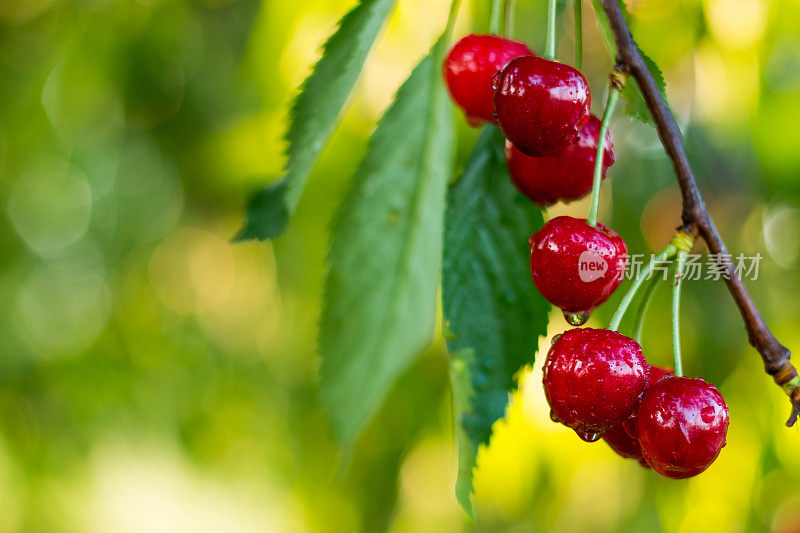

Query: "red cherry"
left=623, top=365, right=674, bottom=438
left=637, top=376, right=730, bottom=479
left=493, top=55, right=591, bottom=156
left=529, top=216, right=628, bottom=325
left=605, top=365, right=673, bottom=467
left=603, top=422, right=647, bottom=467
left=506, top=115, right=615, bottom=206
left=443, top=34, right=533, bottom=125
left=543, top=328, right=648, bottom=441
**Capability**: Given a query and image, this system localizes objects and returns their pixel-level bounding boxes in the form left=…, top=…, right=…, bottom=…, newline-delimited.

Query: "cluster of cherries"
left=444, top=34, right=620, bottom=324
left=443, top=34, right=730, bottom=478
left=544, top=329, right=729, bottom=478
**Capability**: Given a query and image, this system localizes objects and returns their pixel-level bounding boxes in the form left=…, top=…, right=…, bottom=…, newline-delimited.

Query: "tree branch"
left=599, top=0, right=800, bottom=425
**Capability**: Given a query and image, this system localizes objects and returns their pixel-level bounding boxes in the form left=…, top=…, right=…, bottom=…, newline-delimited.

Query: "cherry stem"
left=433, top=0, right=462, bottom=80
left=632, top=272, right=661, bottom=344
left=504, top=0, right=514, bottom=37
left=444, top=0, right=463, bottom=41
left=586, top=84, right=621, bottom=228
left=671, top=250, right=688, bottom=377
left=490, top=0, right=503, bottom=35
left=544, top=0, right=557, bottom=60
left=574, top=0, right=582, bottom=69
left=608, top=244, right=677, bottom=332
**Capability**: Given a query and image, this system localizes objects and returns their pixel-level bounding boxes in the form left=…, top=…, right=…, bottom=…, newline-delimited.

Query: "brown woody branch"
left=599, top=0, right=800, bottom=426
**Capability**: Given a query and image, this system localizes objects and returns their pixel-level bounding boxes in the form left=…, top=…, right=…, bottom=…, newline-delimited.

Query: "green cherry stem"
left=587, top=71, right=626, bottom=228
left=433, top=0, right=462, bottom=73
left=671, top=250, right=688, bottom=377
left=632, top=272, right=661, bottom=344
left=444, top=0, right=463, bottom=41
left=544, top=0, right=557, bottom=60
left=608, top=244, right=677, bottom=332
left=574, top=0, right=582, bottom=69
left=489, top=0, right=503, bottom=35
left=504, top=0, right=514, bottom=37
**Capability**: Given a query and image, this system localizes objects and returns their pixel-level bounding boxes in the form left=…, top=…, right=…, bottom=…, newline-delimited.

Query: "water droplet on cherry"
left=490, top=71, right=501, bottom=91
left=564, top=310, right=591, bottom=326
left=575, top=429, right=602, bottom=442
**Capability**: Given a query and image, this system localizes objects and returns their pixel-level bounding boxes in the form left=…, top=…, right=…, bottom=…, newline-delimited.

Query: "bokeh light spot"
left=763, top=205, right=800, bottom=268
left=17, top=254, right=110, bottom=357
left=8, top=159, right=92, bottom=255
left=148, top=227, right=235, bottom=315
left=706, top=0, right=767, bottom=49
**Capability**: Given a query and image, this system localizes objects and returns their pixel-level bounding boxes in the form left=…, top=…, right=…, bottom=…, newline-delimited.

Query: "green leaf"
left=235, top=0, right=396, bottom=241
left=318, top=48, right=454, bottom=446
left=449, top=348, right=478, bottom=520
left=442, top=126, right=550, bottom=515
left=590, top=0, right=668, bottom=124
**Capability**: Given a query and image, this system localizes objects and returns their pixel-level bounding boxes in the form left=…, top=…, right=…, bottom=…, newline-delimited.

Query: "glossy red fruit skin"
left=603, top=423, right=651, bottom=468
left=623, top=365, right=674, bottom=438
left=506, top=115, right=615, bottom=206
left=530, top=216, right=628, bottom=318
left=543, top=328, right=649, bottom=441
left=603, top=422, right=643, bottom=460
left=605, top=365, right=673, bottom=467
left=494, top=55, right=591, bottom=156
left=443, top=34, right=533, bottom=125
left=637, top=376, right=730, bottom=479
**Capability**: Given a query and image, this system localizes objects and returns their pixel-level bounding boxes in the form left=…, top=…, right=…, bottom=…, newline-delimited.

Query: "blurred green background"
left=1, top=0, right=800, bottom=531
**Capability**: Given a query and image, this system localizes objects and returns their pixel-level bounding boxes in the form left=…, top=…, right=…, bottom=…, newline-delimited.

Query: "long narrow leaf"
left=318, top=47, right=454, bottom=446
left=449, top=348, right=478, bottom=520
left=442, top=126, right=550, bottom=514
left=236, top=0, right=396, bottom=241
